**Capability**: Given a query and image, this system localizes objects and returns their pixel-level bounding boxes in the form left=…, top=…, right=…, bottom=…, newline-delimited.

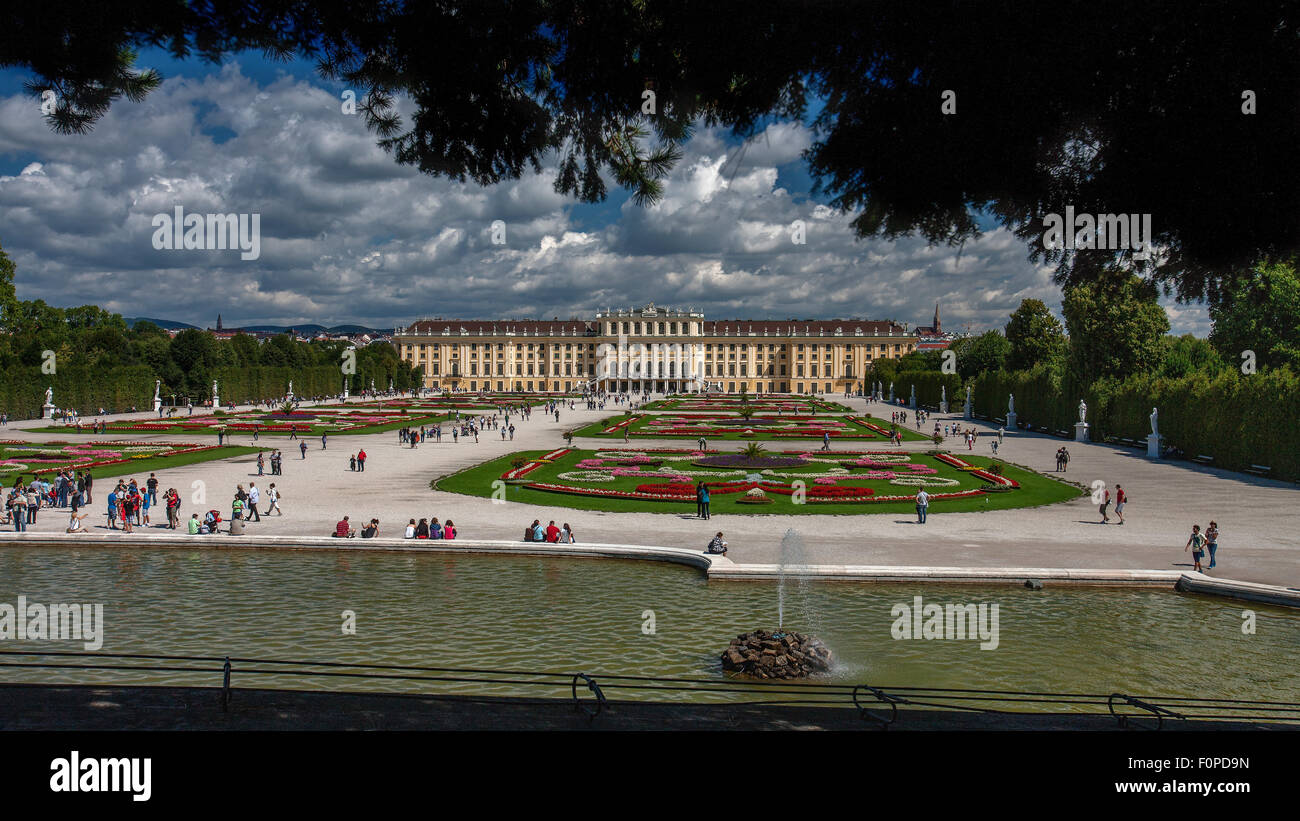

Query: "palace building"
left=394, top=305, right=918, bottom=394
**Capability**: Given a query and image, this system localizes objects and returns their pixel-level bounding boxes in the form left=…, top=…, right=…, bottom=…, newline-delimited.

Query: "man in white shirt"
left=246, top=483, right=261, bottom=522
left=915, top=489, right=930, bottom=524
left=265, top=484, right=281, bottom=516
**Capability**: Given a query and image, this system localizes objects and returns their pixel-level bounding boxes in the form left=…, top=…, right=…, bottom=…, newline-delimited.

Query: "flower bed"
left=0, top=440, right=218, bottom=475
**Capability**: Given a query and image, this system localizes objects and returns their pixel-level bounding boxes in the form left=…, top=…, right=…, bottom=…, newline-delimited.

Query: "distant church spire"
left=932, top=303, right=940, bottom=334
left=216, top=313, right=223, bottom=331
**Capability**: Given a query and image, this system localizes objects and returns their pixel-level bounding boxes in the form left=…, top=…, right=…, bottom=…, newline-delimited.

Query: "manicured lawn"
left=1, top=441, right=262, bottom=485
left=437, top=447, right=1083, bottom=516
left=572, top=413, right=931, bottom=441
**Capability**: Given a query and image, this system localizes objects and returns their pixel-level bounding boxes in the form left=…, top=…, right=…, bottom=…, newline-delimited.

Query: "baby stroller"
left=201, top=509, right=223, bottom=534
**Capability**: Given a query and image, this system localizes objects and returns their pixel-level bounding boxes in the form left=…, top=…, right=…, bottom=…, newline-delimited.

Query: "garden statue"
left=1008, top=393, right=1015, bottom=413
left=1149, top=407, right=1159, bottom=437
left=1078, top=399, right=1088, bottom=423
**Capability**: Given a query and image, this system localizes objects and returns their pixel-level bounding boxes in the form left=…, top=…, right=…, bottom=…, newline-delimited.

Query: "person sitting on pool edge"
left=706, top=532, right=728, bottom=555
left=334, top=515, right=356, bottom=538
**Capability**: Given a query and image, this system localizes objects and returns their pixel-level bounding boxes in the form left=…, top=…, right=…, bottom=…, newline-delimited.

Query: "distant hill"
left=124, top=317, right=199, bottom=331
left=124, top=317, right=388, bottom=335
left=239, top=324, right=389, bottom=335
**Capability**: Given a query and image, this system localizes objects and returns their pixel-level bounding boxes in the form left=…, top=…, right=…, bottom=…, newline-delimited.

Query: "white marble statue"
left=154, top=379, right=161, bottom=399
left=1149, top=407, right=1159, bottom=437
left=966, top=386, right=972, bottom=402
left=940, top=385, right=946, bottom=403
left=213, top=380, right=219, bottom=397
left=44, top=386, right=53, bottom=405
left=1078, top=399, right=1088, bottom=423
left=1008, top=393, right=1015, bottom=413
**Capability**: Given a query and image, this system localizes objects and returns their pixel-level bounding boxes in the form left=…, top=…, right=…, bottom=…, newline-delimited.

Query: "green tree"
left=227, top=332, right=260, bottom=367
left=0, top=240, right=17, bottom=329
left=1062, top=272, right=1170, bottom=382
left=950, top=330, right=1011, bottom=380
left=1158, top=334, right=1228, bottom=379
left=895, top=349, right=943, bottom=372
left=1004, top=299, right=1066, bottom=372
left=1208, top=257, right=1300, bottom=372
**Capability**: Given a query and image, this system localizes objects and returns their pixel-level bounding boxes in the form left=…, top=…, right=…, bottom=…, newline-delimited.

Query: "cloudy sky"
left=0, top=50, right=1210, bottom=335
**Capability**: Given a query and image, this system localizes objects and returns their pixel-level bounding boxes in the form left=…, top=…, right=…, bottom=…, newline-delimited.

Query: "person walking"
left=1114, top=484, right=1127, bottom=525
left=247, top=483, right=261, bottom=522
left=915, top=488, right=929, bottom=524
left=1185, top=524, right=1207, bottom=572
left=300, top=441, right=308, bottom=459
left=266, top=483, right=282, bottom=516
left=257, top=451, right=265, bottom=475
left=1205, top=521, right=1220, bottom=569
left=700, top=483, right=711, bottom=520
left=357, top=449, right=367, bottom=472
left=1099, top=486, right=1111, bottom=524
left=821, top=431, right=831, bottom=451
left=698, top=436, right=707, bottom=452
left=321, top=432, right=328, bottom=449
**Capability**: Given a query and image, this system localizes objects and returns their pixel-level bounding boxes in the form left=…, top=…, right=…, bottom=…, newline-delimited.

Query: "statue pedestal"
left=1005, top=411, right=1017, bottom=430
left=939, top=401, right=949, bottom=414
left=1074, top=421, right=1090, bottom=442
left=1146, top=433, right=1162, bottom=458
left=42, top=403, right=55, bottom=420
left=909, top=397, right=916, bottom=410
left=213, top=395, right=220, bottom=409
left=963, top=401, right=972, bottom=420
left=152, top=397, right=162, bottom=412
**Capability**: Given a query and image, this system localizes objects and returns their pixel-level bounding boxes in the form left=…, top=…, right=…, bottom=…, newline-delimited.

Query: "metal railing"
left=1, top=650, right=1297, bottom=729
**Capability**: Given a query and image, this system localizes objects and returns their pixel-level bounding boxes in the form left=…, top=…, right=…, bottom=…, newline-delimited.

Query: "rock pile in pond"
left=720, top=629, right=832, bottom=679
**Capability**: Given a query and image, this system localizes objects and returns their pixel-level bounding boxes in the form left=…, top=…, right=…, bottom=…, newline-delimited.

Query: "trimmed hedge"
left=973, top=365, right=1300, bottom=481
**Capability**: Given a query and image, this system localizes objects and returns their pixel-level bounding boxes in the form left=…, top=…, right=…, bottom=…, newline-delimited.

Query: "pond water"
left=0, top=546, right=1296, bottom=708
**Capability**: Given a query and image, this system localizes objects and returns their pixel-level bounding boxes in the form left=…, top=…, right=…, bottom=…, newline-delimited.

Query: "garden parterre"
left=0, top=440, right=234, bottom=477
left=440, top=447, right=1080, bottom=515
left=573, top=413, right=929, bottom=440
left=643, top=395, right=852, bottom=413
left=35, top=407, right=454, bottom=436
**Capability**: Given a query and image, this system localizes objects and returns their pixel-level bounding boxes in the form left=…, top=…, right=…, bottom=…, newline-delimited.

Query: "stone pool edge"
left=1, top=532, right=1296, bottom=608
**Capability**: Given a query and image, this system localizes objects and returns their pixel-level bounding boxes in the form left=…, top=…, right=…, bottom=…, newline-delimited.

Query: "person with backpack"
left=166, top=488, right=181, bottom=529
left=700, top=483, right=711, bottom=520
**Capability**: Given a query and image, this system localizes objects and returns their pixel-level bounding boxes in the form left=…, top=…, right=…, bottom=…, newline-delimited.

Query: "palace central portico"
left=395, top=304, right=918, bottom=394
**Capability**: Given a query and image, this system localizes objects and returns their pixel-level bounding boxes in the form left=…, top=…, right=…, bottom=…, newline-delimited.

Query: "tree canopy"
left=6, top=1, right=1299, bottom=301
left=1062, top=271, right=1170, bottom=382
left=1208, top=257, right=1300, bottom=372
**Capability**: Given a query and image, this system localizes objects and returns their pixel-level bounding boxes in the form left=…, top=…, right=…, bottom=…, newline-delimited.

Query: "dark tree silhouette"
left=4, top=1, right=1298, bottom=300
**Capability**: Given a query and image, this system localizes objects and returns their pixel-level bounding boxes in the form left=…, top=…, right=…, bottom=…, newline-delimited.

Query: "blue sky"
left=0, top=49, right=1206, bottom=335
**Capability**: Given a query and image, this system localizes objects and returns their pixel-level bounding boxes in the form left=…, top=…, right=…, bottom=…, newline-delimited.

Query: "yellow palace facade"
left=394, top=304, right=918, bottom=394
